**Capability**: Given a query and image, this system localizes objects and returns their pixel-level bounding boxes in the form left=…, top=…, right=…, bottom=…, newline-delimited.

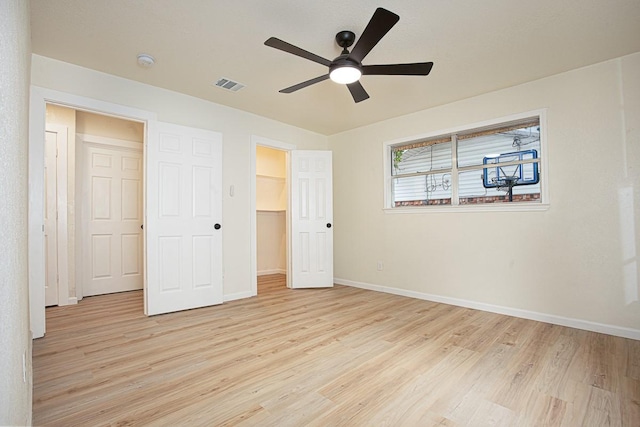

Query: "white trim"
left=29, top=85, right=157, bottom=338
left=334, top=278, right=640, bottom=340
left=250, top=135, right=295, bottom=296
left=33, top=86, right=156, bottom=123
left=451, top=134, right=459, bottom=204
left=53, top=125, right=69, bottom=308
left=75, top=133, right=84, bottom=302
left=251, top=135, right=296, bottom=151
left=383, top=109, right=550, bottom=211
left=384, top=109, right=547, bottom=147
left=29, top=91, right=47, bottom=338
left=224, top=291, right=255, bottom=302
left=384, top=203, right=550, bottom=214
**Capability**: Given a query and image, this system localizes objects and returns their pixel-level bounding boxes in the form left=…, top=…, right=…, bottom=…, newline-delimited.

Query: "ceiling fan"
left=264, top=7, right=434, bottom=103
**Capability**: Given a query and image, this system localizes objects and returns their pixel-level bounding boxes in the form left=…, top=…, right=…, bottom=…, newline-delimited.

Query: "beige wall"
left=256, top=145, right=286, bottom=178
left=256, top=145, right=287, bottom=211
left=31, top=54, right=327, bottom=298
left=256, top=176, right=287, bottom=212
left=256, top=146, right=287, bottom=274
left=329, top=53, right=640, bottom=335
left=76, top=110, right=144, bottom=142
left=256, top=212, right=287, bottom=274
left=0, top=0, right=32, bottom=425
left=47, top=103, right=76, bottom=124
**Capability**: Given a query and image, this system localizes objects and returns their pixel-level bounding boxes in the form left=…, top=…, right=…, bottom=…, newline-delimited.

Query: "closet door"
left=290, top=150, right=333, bottom=288
left=83, top=144, right=143, bottom=296
left=145, top=122, right=223, bottom=315
left=44, top=126, right=67, bottom=306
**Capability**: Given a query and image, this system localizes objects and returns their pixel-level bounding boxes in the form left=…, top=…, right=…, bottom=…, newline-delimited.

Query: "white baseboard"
left=58, top=296, right=78, bottom=307
left=257, top=269, right=286, bottom=276
left=224, top=291, right=255, bottom=302
left=334, top=278, right=640, bottom=341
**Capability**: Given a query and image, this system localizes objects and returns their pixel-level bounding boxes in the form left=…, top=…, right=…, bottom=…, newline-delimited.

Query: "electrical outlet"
left=377, top=261, right=384, bottom=271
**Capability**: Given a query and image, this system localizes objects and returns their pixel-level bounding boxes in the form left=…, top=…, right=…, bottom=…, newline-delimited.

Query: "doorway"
left=31, top=88, right=226, bottom=338
left=44, top=104, right=144, bottom=305
left=29, top=88, right=157, bottom=338
left=255, top=145, right=287, bottom=293
left=250, top=136, right=335, bottom=295
left=250, top=136, right=296, bottom=296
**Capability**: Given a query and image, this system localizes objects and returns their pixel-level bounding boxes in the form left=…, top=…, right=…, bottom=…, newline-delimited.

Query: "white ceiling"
left=30, top=0, right=640, bottom=135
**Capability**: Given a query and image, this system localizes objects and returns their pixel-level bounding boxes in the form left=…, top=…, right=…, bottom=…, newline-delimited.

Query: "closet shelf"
left=256, top=174, right=285, bottom=180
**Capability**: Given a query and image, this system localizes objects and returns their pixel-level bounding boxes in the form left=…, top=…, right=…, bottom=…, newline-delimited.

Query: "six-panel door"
left=83, top=145, right=143, bottom=296
left=145, top=122, right=223, bottom=315
left=290, top=150, right=334, bottom=288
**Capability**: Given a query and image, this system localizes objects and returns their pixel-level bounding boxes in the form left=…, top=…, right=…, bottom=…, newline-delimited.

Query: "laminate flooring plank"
left=33, top=274, right=639, bottom=426
left=489, top=321, right=563, bottom=412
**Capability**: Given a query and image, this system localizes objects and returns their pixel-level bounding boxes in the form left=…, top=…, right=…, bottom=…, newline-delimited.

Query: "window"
left=386, top=112, right=547, bottom=210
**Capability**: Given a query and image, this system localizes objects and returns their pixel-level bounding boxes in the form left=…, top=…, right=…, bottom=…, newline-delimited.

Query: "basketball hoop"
left=491, top=176, right=519, bottom=201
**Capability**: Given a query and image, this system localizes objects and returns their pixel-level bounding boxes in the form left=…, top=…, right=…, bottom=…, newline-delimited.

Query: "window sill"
left=383, top=203, right=550, bottom=214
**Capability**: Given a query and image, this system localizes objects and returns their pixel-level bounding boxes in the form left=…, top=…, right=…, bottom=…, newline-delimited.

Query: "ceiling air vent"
left=214, top=78, right=246, bottom=92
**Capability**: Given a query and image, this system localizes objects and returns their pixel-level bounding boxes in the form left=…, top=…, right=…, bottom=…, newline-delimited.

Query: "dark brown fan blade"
left=349, top=8, right=399, bottom=63
left=280, top=74, right=330, bottom=93
left=346, top=81, right=370, bottom=103
left=362, top=62, right=434, bottom=76
left=265, top=37, right=332, bottom=67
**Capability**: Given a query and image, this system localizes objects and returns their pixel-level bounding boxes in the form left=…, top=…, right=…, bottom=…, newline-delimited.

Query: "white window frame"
left=383, top=109, right=550, bottom=213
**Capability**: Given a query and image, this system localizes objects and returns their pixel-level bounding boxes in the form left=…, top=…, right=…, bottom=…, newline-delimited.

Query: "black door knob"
left=214, top=223, right=221, bottom=230
left=326, top=223, right=332, bottom=228
left=140, top=224, right=143, bottom=230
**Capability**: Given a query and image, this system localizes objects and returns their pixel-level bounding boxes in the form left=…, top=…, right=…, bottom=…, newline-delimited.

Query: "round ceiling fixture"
left=136, top=53, right=155, bottom=68
left=329, top=58, right=362, bottom=84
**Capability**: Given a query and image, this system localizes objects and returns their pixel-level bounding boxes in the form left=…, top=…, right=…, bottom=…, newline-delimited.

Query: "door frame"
left=29, top=86, right=157, bottom=338
left=249, top=135, right=295, bottom=295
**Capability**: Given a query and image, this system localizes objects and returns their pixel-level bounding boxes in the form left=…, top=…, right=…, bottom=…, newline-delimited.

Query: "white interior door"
left=290, top=150, right=333, bottom=288
left=44, top=129, right=60, bottom=306
left=83, top=144, right=143, bottom=296
left=145, top=122, right=223, bottom=315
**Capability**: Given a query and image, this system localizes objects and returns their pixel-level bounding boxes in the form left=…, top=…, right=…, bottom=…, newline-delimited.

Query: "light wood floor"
left=33, top=275, right=639, bottom=426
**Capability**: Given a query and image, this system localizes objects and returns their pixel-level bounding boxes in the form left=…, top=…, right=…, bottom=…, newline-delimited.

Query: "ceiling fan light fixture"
left=329, top=65, right=361, bottom=84
left=264, top=8, right=431, bottom=102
